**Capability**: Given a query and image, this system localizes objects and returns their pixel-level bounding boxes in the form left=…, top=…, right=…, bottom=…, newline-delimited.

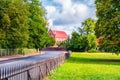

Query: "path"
left=0, top=51, right=65, bottom=66
left=0, top=51, right=67, bottom=80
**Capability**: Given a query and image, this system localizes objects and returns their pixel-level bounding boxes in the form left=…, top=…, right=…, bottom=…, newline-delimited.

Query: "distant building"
left=49, top=29, right=68, bottom=45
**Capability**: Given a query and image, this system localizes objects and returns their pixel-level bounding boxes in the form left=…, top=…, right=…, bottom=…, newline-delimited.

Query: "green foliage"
left=59, top=32, right=87, bottom=52
left=27, top=0, right=55, bottom=49
left=0, top=49, right=38, bottom=56
left=83, top=18, right=97, bottom=50
left=59, top=39, right=71, bottom=50
left=59, top=18, right=97, bottom=52
left=47, top=53, right=120, bottom=80
left=87, top=33, right=97, bottom=50
left=95, top=0, right=120, bottom=53
left=46, top=36, right=55, bottom=47
left=22, top=48, right=38, bottom=55
left=0, top=0, right=55, bottom=49
left=0, top=0, right=29, bottom=48
left=70, top=32, right=88, bottom=51
left=83, top=18, right=95, bottom=34
left=27, top=0, right=46, bottom=49
left=88, top=49, right=100, bottom=53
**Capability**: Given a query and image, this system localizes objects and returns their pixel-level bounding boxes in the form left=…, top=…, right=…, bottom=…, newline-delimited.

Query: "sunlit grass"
left=46, top=52, right=120, bottom=80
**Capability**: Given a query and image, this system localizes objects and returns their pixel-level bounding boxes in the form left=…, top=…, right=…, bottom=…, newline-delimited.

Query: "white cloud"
left=54, top=0, right=72, bottom=9
left=45, top=6, right=56, bottom=18
left=47, top=19, right=53, bottom=27
left=74, top=4, right=89, bottom=19
left=86, top=0, right=95, bottom=6
left=43, top=0, right=96, bottom=35
left=53, top=1, right=90, bottom=25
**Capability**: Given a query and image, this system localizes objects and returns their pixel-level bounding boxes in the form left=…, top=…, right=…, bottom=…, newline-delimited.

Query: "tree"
left=0, top=0, right=29, bottom=48
left=95, top=0, right=120, bottom=53
left=59, top=18, right=97, bottom=52
left=0, top=0, right=55, bottom=49
left=27, top=0, right=54, bottom=49
left=82, top=18, right=97, bottom=50
left=83, top=18, right=95, bottom=34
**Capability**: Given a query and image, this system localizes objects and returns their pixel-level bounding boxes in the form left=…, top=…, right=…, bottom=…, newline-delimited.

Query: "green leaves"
left=83, top=18, right=95, bottom=34
left=0, top=0, right=54, bottom=49
left=59, top=18, right=97, bottom=52
left=95, top=0, right=120, bottom=53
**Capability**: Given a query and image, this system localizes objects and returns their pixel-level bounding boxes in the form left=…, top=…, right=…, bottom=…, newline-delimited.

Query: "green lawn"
left=46, top=52, right=120, bottom=80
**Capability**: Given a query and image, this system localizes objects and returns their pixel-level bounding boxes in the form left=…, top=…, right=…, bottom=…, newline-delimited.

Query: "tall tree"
left=83, top=18, right=97, bottom=50
left=95, top=0, right=120, bottom=53
left=59, top=18, right=97, bottom=52
left=27, top=0, right=54, bottom=49
left=83, top=18, right=95, bottom=34
left=0, top=0, right=29, bottom=48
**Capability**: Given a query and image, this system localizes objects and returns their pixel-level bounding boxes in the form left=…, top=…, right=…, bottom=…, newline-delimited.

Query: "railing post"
left=39, top=65, right=43, bottom=80
left=27, top=70, right=31, bottom=80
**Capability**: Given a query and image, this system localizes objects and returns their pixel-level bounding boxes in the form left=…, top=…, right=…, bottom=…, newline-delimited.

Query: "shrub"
left=0, top=49, right=39, bottom=57
left=88, top=49, right=100, bottom=53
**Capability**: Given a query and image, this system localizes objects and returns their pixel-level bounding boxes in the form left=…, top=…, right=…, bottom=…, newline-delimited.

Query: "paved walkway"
left=0, top=53, right=40, bottom=61
left=0, top=51, right=65, bottom=65
left=0, top=51, right=66, bottom=80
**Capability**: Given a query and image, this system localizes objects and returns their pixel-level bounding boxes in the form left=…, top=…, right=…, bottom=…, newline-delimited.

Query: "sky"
left=41, top=0, right=96, bottom=35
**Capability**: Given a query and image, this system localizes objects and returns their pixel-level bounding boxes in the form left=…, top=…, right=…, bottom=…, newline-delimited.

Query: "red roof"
left=51, top=30, right=68, bottom=38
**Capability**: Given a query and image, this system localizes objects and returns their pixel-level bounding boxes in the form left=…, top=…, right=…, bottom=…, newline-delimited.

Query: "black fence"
left=0, top=52, right=71, bottom=80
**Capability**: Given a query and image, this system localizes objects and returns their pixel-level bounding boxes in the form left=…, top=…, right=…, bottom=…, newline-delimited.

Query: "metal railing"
left=0, top=52, right=70, bottom=80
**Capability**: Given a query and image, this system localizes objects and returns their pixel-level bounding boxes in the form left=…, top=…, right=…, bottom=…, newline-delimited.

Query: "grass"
left=46, top=52, right=120, bottom=80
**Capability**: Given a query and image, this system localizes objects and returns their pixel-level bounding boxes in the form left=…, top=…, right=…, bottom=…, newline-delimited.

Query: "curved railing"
left=0, top=51, right=71, bottom=80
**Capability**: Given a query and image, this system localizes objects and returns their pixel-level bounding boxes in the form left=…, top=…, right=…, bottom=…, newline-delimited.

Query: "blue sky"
left=41, top=0, right=96, bottom=35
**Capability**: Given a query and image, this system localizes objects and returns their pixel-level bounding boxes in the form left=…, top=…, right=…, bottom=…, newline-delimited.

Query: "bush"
left=88, top=49, right=100, bottom=53
left=22, top=49, right=39, bottom=55
left=0, top=49, right=39, bottom=57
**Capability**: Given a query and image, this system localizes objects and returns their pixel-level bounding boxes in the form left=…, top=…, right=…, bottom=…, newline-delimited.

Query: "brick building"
left=49, top=29, right=68, bottom=45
